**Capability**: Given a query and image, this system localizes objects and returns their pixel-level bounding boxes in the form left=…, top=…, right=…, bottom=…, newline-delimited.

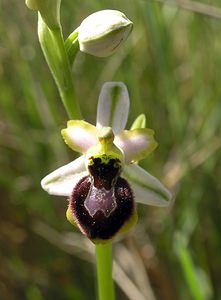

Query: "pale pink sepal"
left=123, top=164, right=172, bottom=206
left=96, top=82, right=130, bottom=134
left=41, top=156, right=87, bottom=196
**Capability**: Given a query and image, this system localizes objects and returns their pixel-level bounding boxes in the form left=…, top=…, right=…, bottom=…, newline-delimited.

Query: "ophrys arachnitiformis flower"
left=41, top=82, right=172, bottom=243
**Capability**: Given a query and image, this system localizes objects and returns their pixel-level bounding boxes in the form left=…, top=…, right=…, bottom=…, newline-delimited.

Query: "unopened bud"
left=78, top=10, right=133, bottom=57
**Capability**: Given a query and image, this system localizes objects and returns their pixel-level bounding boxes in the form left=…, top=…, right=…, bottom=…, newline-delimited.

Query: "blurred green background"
left=1, top=0, right=221, bottom=299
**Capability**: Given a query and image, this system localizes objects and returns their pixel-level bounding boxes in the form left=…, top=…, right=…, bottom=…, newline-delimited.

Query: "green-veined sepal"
left=41, top=156, right=86, bottom=196
left=123, top=164, right=172, bottom=206
left=96, top=82, right=130, bottom=134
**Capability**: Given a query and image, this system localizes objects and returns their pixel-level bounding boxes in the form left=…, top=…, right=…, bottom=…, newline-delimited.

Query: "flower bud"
left=25, top=0, right=61, bottom=29
left=78, top=10, right=133, bottom=57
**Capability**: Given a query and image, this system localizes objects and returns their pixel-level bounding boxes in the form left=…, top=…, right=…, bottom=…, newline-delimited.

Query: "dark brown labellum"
left=70, top=175, right=135, bottom=241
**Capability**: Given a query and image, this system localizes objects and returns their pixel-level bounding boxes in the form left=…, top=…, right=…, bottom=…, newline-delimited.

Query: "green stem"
left=38, top=14, right=82, bottom=119
left=53, top=28, right=81, bottom=118
left=95, top=243, right=115, bottom=300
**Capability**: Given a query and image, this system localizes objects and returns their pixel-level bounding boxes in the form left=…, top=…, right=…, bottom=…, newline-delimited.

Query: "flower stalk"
left=96, top=243, right=115, bottom=300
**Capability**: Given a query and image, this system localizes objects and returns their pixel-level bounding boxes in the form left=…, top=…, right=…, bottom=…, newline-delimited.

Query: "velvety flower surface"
left=41, top=82, right=172, bottom=243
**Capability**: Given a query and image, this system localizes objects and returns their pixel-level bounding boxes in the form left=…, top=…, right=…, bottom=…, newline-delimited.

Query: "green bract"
left=41, top=82, right=172, bottom=243
left=25, top=0, right=61, bottom=29
left=77, top=10, right=133, bottom=57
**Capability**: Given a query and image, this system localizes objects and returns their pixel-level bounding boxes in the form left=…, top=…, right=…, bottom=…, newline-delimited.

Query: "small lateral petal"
left=61, top=120, right=98, bottom=153
left=115, top=128, right=158, bottom=164
left=41, top=156, right=87, bottom=196
left=130, top=113, right=146, bottom=130
left=96, top=82, right=130, bottom=134
left=123, top=164, right=172, bottom=206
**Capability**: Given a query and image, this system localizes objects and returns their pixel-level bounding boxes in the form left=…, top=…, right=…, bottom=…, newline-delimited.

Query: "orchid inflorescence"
left=25, top=4, right=173, bottom=299
left=41, top=82, right=172, bottom=244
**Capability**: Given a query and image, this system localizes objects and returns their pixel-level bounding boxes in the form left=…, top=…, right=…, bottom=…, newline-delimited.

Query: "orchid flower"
left=41, top=82, right=172, bottom=243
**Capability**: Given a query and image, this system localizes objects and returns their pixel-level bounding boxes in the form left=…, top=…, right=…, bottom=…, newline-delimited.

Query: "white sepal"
left=123, top=164, right=172, bottom=206
left=96, top=82, right=130, bottom=134
left=41, top=156, right=87, bottom=196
